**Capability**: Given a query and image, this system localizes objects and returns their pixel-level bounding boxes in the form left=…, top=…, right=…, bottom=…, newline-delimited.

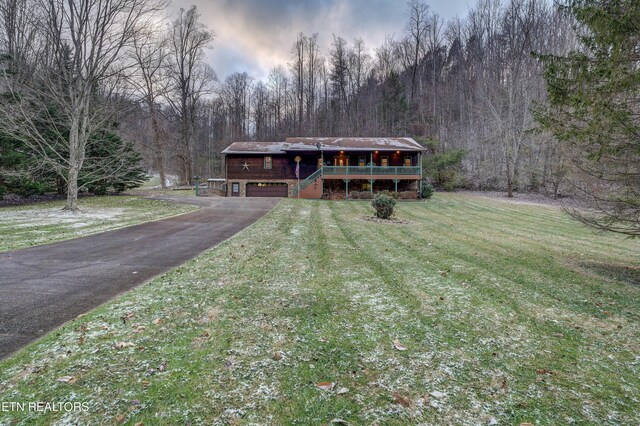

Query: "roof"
left=221, top=137, right=426, bottom=154
left=222, top=141, right=285, bottom=154
left=283, top=137, right=426, bottom=152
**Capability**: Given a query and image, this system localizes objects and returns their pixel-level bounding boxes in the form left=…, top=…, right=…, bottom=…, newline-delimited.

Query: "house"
left=221, top=137, right=425, bottom=199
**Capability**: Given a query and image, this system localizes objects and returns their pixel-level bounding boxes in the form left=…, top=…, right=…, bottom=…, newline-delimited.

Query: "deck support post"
left=344, top=178, right=350, bottom=200
left=394, top=178, right=400, bottom=193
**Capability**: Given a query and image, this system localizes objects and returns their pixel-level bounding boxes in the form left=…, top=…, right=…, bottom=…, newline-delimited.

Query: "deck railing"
left=292, top=166, right=422, bottom=197
left=322, top=165, right=421, bottom=176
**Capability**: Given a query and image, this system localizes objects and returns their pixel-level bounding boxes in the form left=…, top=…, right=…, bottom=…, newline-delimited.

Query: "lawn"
left=0, top=196, right=198, bottom=252
left=0, top=194, right=638, bottom=425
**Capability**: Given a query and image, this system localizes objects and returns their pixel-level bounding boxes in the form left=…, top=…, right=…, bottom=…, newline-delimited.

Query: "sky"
left=169, top=0, right=470, bottom=82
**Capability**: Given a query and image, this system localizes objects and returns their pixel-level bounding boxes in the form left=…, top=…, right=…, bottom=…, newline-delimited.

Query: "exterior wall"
left=299, top=177, right=323, bottom=199
left=226, top=154, right=318, bottom=180
left=226, top=179, right=302, bottom=197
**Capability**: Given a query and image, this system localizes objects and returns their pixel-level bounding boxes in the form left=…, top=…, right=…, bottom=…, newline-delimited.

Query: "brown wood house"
left=222, top=137, right=425, bottom=199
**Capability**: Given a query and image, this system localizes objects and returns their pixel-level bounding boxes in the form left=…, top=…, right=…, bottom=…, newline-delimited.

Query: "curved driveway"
left=0, top=197, right=279, bottom=359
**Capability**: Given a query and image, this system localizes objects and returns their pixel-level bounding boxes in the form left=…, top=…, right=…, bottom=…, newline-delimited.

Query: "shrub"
left=0, top=185, right=5, bottom=199
left=359, top=191, right=374, bottom=200
left=15, top=180, right=47, bottom=197
left=381, top=190, right=399, bottom=199
left=443, top=181, right=457, bottom=192
left=371, top=194, right=396, bottom=219
left=398, top=191, right=417, bottom=199
left=421, top=180, right=434, bottom=199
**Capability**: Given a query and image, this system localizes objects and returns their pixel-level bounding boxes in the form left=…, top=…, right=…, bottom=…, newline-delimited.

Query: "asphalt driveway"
left=0, top=197, right=279, bottom=359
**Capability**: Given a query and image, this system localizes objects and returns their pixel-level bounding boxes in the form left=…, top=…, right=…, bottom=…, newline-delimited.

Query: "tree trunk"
left=66, top=164, right=79, bottom=210
left=150, top=109, right=167, bottom=189
left=65, top=115, right=83, bottom=211
left=506, top=159, right=514, bottom=198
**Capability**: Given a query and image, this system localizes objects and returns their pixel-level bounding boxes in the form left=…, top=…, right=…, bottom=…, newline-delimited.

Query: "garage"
left=245, top=183, right=289, bottom=197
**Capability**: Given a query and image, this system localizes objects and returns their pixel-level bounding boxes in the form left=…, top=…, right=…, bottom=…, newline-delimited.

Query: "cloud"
left=171, top=0, right=469, bottom=81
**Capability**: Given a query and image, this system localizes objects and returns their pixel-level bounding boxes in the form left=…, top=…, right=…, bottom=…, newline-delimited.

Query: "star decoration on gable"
left=241, top=162, right=250, bottom=171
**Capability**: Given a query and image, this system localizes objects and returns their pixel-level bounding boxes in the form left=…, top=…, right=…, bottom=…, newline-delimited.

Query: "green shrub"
left=15, top=180, right=47, bottom=197
left=421, top=180, right=434, bottom=198
left=0, top=185, right=6, bottom=199
left=381, top=190, right=399, bottom=199
left=371, top=194, right=396, bottom=219
left=443, top=181, right=457, bottom=192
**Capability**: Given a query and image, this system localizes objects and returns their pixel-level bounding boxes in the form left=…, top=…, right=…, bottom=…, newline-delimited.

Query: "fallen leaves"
left=114, top=341, right=135, bottom=350
left=316, top=381, right=334, bottom=391
left=56, top=375, right=77, bottom=384
left=392, top=392, right=411, bottom=407
left=273, top=351, right=283, bottom=361
left=393, top=339, right=407, bottom=351
left=336, top=387, right=349, bottom=395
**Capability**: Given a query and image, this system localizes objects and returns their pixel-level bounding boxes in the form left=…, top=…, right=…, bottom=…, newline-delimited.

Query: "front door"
left=231, top=182, right=240, bottom=196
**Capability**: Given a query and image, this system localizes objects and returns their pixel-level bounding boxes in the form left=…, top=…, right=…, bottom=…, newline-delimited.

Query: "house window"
left=381, top=156, right=389, bottom=167
left=404, top=156, right=412, bottom=167
left=264, top=156, right=272, bottom=169
left=334, top=156, right=349, bottom=166
left=358, top=156, right=366, bottom=167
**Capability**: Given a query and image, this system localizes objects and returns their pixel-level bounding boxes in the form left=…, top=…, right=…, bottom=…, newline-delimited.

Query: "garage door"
left=246, top=183, right=288, bottom=197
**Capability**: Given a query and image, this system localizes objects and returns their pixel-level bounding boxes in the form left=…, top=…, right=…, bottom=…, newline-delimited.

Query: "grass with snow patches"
left=0, top=193, right=639, bottom=425
left=0, top=196, right=198, bottom=252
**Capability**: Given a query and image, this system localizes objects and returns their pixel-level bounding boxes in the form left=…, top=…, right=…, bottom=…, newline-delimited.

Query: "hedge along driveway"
left=0, top=194, right=638, bottom=425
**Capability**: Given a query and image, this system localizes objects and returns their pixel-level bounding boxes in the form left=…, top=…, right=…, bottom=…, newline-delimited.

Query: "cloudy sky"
left=170, top=0, right=470, bottom=82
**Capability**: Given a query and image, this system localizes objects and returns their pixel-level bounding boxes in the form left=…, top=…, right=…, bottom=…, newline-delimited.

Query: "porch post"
left=419, top=151, right=423, bottom=198
left=394, top=179, right=398, bottom=193
left=370, top=152, right=374, bottom=194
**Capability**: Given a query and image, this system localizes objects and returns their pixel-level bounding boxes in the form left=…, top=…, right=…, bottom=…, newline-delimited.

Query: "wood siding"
left=226, top=154, right=318, bottom=180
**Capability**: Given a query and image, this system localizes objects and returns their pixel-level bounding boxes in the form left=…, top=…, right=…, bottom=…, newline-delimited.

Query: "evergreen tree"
left=535, top=0, right=640, bottom=236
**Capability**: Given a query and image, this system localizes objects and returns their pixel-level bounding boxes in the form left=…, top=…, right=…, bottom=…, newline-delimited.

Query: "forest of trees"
left=0, top=0, right=638, bottom=234
left=1, top=0, right=581, bottom=199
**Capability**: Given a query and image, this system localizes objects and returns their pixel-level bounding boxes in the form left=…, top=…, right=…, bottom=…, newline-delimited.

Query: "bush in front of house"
left=359, top=191, right=374, bottom=199
left=372, top=194, right=396, bottom=219
left=398, top=191, right=417, bottom=199
left=421, top=180, right=434, bottom=199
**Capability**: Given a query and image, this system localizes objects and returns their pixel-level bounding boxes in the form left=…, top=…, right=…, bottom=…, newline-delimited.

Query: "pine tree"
left=535, top=0, right=640, bottom=236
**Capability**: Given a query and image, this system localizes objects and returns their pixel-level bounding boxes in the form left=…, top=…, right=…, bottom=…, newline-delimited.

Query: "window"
left=264, top=156, right=272, bottom=169
left=358, top=156, right=366, bottom=167
left=381, top=156, right=389, bottom=167
left=317, top=157, right=323, bottom=168
left=334, top=156, right=349, bottom=166
left=231, top=182, right=240, bottom=196
left=404, top=156, right=412, bottom=167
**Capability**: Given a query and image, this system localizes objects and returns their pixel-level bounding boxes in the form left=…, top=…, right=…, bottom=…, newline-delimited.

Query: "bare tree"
left=167, top=6, right=215, bottom=186
left=0, top=0, right=167, bottom=210
left=405, top=0, right=429, bottom=103
left=130, top=29, right=170, bottom=188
